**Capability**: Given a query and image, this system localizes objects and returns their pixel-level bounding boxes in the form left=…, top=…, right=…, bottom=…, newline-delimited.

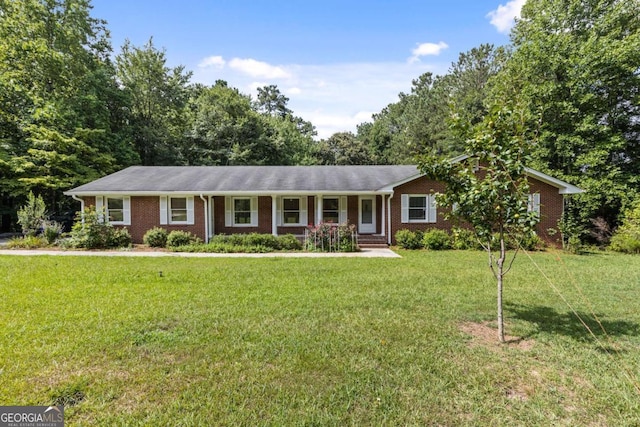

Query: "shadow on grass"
left=505, top=303, right=640, bottom=342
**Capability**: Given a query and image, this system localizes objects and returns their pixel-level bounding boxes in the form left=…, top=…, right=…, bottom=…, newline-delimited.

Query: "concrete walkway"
left=0, top=247, right=401, bottom=258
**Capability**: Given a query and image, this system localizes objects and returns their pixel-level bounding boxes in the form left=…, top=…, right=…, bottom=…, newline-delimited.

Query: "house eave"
left=64, top=190, right=393, bottom=197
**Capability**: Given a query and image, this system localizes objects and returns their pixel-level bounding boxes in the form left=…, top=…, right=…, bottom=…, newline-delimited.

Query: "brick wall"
left=389, top=176, right=565, bottom=246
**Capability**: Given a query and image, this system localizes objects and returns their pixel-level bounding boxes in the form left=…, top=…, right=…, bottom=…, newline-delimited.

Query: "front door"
left=358, top=196, right=376, bottom=234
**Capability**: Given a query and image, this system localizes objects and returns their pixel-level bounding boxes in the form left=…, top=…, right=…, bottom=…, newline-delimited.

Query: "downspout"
left=71, top=195, right=85, bottom=224
left=387, top=193, right=394, bottom=245
left=200, top=194, right=209, bottom=243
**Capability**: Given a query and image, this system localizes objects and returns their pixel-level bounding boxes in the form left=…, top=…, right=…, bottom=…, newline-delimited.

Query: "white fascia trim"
left=378, top=173, right=425, bottom=192
left=523, top=167, right=584, bottom=194
left=66, top=190, right=393, bottom=197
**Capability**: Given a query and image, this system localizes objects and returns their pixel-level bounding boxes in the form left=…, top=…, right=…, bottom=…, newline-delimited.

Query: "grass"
left=0, top=250, right=639, bottom=425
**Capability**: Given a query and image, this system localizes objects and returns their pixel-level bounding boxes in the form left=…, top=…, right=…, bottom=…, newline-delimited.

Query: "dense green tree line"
left=1, top=0, right=638, bottom=242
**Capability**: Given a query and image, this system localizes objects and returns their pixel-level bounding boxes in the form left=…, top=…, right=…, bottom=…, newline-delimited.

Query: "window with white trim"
left=528, top=193, right=541, bottom=216
left=323, top=197, right=340, bottom=223
left=225, top=196, right=258, bottom=227
left=283, top=198, right=300, bottom=224
left=170, top=197, right=188, bottom=223
left=401, top=194, right=437, bottom=223
left=159, top=196, right=194, bottom=225
left=234, top=198, right=252, bottom=225
left=106, top=197, right=124, bottom=223
left=97, top=196, right=130, bottom=225
left=278, top=197, right=308, bottom=226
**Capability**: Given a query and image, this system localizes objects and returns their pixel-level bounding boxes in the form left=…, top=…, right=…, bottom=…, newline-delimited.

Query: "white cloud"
left=192, top=54, right=448, bottom=139
left=198, top=55, right=226, bottom=68
left=409, top=41, right=449, bottom=63
left=487, top=0, right=526, bottom=34
left=228, top=58, right=291, bottom=79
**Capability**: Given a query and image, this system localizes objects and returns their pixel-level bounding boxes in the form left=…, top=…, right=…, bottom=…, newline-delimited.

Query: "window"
left=159, top=196, right=194, bottom=225
left=283, top=198, right=300, bottom=224
left=401, top=194, right=436, bottom=223
left=96, top=196, right=130, bottom=225
left=225, top=196, right=258, bottom=227
left=107, top=197, right=124, bottom=223
left=323, top=198, right=340, bottom=223
left=528, top=193, right=541, bottom=216
left=170, top=197, right=188, bottom=222
left=234, top=198, right=252, bottom=225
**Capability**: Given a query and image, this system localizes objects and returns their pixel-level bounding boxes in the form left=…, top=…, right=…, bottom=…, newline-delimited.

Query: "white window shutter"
left=339, top=196, right=348, bottom=223
left=250, top=196, right=259, bottom=226
left=428, top=195, right=437, bottom=223
left=123, top=196, right=131, bottom=225
left=528, top=193, right=541, bottom=216
left=159, top=196, right=168, bottom=225
left=186, top=196, right=195, bottom=224
left=300, top=196, right=308, bottom=225
left=95, top=196, right=104, bottom=222
left=225, top=197, right=232, bottom=227
left=276, top=197, right=282, bottom=226
left=401, top=194, right=409, bottom=223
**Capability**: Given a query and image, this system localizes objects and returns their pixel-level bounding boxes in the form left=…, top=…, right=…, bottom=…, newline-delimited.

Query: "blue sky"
left=92, top=0, right=525, bottom=138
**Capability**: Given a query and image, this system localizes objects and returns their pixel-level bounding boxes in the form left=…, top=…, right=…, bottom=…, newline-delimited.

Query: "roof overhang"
left=64, top=190, right=394, bottom=197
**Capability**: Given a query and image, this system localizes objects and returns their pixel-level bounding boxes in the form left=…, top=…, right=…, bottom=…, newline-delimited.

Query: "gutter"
left=200, top=194, right=209, bottom=243
left=71, top=195, right=85, bottom=224
left=387, top=193, right=394, bottom=245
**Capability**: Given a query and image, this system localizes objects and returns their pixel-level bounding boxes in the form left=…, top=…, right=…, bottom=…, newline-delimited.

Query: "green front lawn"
left=1, top=251, right=639, bottom=425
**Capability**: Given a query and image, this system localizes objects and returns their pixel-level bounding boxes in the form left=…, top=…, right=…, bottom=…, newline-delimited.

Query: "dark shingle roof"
left=65, top=165, right=422, bottom=194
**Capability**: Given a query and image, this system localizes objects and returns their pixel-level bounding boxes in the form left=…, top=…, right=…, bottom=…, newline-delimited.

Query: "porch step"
left=357, top=235, right=389, bottom=248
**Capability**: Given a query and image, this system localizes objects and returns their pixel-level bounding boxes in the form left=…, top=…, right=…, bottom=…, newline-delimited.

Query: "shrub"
left=422, top=229, right=451, bottom=250
left=305, top=222, right=358, bottom=252
left=451, top=227, right=479, bottom=250
left=42, top=220, right=64, bottom=244
left=6, top=235, right=48, bottom=249
left=166, top=230, right=200, bottom=248
left=68, top=207, right=132, bottom=249
left=143, top=227, right=168, bottom=248
left=277, top=234, right=302, bottom=251
left=610, top=201, right=640, bottom=254
left=245, top=233, right=280, bottom=248
left=172, top=243, right=274, bottom=253
left=515, top=231, right=545, bottom=251
left=17, top=192, right=46, bottom=237
left=394, top=229, right=423, bottom=250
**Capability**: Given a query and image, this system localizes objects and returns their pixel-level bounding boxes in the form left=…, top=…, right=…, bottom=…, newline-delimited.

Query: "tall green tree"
left=115, top=38, right=192, bottom=165
left=496, top=0, right=640, bottom=237
left=315, top=132, right=375, bottom=165
left=419, top=105, right=539, bottom=342
left=0, top=0, right=135, bottom=215
left=360, top=44, right=508, bottom=164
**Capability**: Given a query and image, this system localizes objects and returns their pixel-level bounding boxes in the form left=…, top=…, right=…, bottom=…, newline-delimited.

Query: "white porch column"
left=381, top=194, right=386, bottom=237
left=316, top=195, right=323, bottom=224
left=271, top=195, right=278, bottom=236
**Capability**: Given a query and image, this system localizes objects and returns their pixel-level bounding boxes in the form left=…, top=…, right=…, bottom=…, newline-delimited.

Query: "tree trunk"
left=497, top=234, right=506, bottom=343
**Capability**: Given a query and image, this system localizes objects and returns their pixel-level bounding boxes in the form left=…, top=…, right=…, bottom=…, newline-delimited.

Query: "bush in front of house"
left=610, top=201, right=640, bottom=254
left=172, top=243, right=275, bottom=254
left=66, top=207, right=132, bottom=249
left=422, top=229, right=452, bottom=250
left=451, top=227, right=480, bottom=250
left=277, top=234, right=303, bottom=251
left=143, top=227, right=168, bottom=248
left=166, top=230, right=201, bottom=248
left=305, top=222, right=358, bottom=252
left=206, top=233, right=302, bottom=251
left=394, top=229, right=423, bottom=250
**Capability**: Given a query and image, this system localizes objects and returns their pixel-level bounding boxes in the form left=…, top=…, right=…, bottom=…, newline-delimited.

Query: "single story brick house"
left=64, top=162, right=583, bottom=246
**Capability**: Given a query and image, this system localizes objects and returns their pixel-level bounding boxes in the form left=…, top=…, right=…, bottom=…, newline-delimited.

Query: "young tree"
left=418, top=105, right=539, bottom=342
